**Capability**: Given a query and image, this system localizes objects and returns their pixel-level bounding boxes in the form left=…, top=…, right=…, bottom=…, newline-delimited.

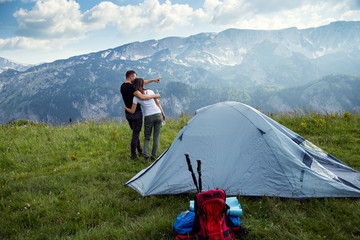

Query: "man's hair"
left=126, top=70, right=136, bottom=79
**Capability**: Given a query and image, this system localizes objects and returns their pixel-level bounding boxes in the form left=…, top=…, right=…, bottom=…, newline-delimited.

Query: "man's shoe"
left=151, top=156, right=156, bottom=161
left=145, top=156, right=150, bottom=162
left=131, top=155, right=139, bottom=161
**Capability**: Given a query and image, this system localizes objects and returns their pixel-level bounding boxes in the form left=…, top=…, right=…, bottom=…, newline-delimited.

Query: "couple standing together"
left=120, top=70, right=166, bottom=161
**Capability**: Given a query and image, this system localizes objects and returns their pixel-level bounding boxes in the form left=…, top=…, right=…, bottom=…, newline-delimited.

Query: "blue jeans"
left=143, top=113, right=163, bottom=158
left=126, top=110, right=143, bottom=157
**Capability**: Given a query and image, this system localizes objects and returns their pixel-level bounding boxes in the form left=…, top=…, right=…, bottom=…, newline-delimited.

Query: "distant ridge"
left=0, top=57, right=31, bottom=73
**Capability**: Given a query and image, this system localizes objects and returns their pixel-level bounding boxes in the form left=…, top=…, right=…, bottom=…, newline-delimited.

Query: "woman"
left=124, top=78, right=166, bottom=162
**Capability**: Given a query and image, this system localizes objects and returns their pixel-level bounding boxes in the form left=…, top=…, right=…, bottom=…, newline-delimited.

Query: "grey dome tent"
left=125, top=101, right=360, bottom=198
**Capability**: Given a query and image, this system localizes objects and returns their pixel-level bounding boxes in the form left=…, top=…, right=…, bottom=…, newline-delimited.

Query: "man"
left=120, top=70, right=161, bottom=160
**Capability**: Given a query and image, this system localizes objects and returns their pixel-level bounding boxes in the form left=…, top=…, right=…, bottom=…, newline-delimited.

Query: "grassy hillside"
left=1, top=113, right=359, bottom=239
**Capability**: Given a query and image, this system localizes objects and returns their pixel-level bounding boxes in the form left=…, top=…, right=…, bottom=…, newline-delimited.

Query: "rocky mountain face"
left=0, top=21, right=359, bottom=124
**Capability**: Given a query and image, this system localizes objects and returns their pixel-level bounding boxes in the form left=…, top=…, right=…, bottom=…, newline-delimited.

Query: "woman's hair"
left=133, top=78, right=146, bottom=94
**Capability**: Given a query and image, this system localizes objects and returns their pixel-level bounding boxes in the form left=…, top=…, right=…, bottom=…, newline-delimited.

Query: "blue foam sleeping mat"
left=189, top=196, right=243, bottom=216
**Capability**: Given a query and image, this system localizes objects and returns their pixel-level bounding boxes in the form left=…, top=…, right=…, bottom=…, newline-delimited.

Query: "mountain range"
left=0, top=21, right=360, bottom=124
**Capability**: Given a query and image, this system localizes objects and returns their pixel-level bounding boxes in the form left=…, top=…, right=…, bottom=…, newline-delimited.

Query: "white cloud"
left=0, top=36, right=52, bottom=50
left=14, top=0, right=84, bottom=38
left=202, top=0, right=360, bottom=29
left=203, top=0, right=252, bottom=25
left=82, top=0, right=204, bottom=33
left=249, top=0, right=302, bottom=13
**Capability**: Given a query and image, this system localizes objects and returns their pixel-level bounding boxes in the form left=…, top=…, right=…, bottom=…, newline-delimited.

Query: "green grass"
left=1, top=113, right=359, bottom=240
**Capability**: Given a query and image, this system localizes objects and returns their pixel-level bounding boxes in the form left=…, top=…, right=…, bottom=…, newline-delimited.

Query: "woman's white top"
left=133, top=89, right=161, bottom=117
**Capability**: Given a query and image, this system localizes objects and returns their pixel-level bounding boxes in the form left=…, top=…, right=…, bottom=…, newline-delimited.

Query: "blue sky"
left=1, top=0, right=360, bottom=65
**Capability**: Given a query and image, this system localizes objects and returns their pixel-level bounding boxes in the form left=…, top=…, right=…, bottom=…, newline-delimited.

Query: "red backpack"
left=191, top=189, right=232, bottom=240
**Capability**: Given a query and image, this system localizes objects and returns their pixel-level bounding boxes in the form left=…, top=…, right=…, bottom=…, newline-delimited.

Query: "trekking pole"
left=197, top=159, right=202, bottom=193
left=185, top=153, right=200, bottom=193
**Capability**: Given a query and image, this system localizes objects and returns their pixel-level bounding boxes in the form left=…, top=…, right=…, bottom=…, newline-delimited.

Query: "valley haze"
left=0, top=21, right=360, bottom=124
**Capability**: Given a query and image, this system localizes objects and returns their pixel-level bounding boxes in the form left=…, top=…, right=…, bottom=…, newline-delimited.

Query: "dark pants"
left=126, top=110, right=143, bottom=157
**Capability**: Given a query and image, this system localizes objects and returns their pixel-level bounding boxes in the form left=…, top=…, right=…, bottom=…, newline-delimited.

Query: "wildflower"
left=300, top=122, right=307, bottom=128
left=343, top=111, right=353, bottom=121
left=314, top=118, right=326, bottom=127
left=180, top=112, right=185, bottom=125
left=71, top=154, right=77, bottom=160
left=113, top=129, right=118, bottom=138
left=320, top=118, right=326, bottom=125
